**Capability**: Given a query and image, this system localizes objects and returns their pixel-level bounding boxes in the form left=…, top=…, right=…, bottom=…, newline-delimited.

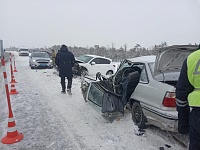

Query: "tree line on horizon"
left=5, top=42, right=198, bottom=61
left=43, top=42, right=168, bottom=61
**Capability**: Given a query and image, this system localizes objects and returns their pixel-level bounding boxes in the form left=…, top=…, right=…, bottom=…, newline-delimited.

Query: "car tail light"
left=162, top=92, right=176, bottom=107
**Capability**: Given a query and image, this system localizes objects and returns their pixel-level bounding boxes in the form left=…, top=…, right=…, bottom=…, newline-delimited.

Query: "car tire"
left=131, top=101, right=146, bottom=129
left=106, top=70, right=113, bottom=75
left=31, top=66, right=34, bottom=69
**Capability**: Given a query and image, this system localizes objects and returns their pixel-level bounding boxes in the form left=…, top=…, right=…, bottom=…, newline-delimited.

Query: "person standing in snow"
left=51, top=49, right=56, bottom=68
left=55, top=45, right=75, bottom=94
left=176, top=45, right=200, bottom=150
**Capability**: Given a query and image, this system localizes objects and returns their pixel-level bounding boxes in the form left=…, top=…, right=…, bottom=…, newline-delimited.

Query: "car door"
left=99, top=58, right=112, bottom=75
left=131, top=63, right=165, bottom=109
left=89, top=58, right=111, bottom=76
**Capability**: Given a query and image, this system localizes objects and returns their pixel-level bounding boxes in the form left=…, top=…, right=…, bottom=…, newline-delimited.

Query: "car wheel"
left=31, top=66, right=34, bottom=69
left=106, top=70, right=113, bottom=75
left=132, top=101, right=146, bottom=129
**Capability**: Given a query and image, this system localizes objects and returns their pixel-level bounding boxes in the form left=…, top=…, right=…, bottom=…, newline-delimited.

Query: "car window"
left=32, top=53, right=49, bottom=58
left=88, top=83, right=103, bottom=106
left=99, top=58, right=111, bottom=64
left=148, top=62, right=155, bottom=76
left=140, top=66, right=148, bottom=83
left=19, top=49, right=28, bottom=52
left=92, top=58, right=101, bottom=64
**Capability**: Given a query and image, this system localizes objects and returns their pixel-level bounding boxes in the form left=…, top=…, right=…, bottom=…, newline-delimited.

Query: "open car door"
left=81, top=76, right=124, bottom=122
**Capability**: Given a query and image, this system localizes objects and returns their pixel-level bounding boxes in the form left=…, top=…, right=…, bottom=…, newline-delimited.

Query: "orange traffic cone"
left=10, top=75, right=17, bottom=84
left=9, top=83, right=18, bottom=95
left=1, top=57, right=23, bottom=144
left=1, top=116, right=23, bottom=144
left=13, top=66, right=18, bottom=72
left=13, top=58, right=18, bottom=72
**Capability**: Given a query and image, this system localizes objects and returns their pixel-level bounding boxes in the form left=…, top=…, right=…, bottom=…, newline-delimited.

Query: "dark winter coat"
left=55, top=47, right=75, bottom=78
left=176, top=58, right=194, bottom=134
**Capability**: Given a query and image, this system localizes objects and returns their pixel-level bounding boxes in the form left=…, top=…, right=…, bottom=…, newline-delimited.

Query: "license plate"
left=40, top=64, right=47, bottom=66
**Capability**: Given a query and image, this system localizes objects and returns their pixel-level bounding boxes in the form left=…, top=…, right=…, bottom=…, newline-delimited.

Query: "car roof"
left=84, top=54, right=112, bottom=60
left=128, top=55, right=156, bottom=63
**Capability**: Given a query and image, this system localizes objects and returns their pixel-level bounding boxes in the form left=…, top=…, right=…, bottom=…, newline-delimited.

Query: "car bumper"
left=31, top=63, right=53, bottom=69
left=19, top=53, right=29, bottom=56
left=142, top=103, right=178, bottom=132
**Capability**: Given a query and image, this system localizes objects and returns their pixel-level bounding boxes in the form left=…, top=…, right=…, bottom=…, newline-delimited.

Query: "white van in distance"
left=18, top=48, right=29, bottom=56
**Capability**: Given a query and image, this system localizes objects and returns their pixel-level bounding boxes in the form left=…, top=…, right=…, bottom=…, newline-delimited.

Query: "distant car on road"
left=76, top=54, right=118, bottom=76
left=18, top=48, right=29, bottom=56
left=29, top=52, right=53, bottom=69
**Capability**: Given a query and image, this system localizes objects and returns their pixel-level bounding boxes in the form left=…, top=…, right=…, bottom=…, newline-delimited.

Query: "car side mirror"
left=91, top=62, right=95, bottom=65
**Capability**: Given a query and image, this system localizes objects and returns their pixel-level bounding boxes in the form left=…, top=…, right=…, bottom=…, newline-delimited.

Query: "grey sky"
left=0, top=0, right=200, bottom=49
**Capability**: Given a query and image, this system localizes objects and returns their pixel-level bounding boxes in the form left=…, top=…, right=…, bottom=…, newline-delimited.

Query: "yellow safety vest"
left=187, top=49, right=200, bottom=106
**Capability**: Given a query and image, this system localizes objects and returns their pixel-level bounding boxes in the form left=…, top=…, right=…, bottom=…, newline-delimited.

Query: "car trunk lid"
left=154, top=45, right=198, bottom=76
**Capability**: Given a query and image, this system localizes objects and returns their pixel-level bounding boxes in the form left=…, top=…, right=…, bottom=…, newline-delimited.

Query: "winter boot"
left=61, top=82, right=66, bottom=93
left=61, top=91, right=66, bottom=94
left=67, top=88, right=72, bottom=95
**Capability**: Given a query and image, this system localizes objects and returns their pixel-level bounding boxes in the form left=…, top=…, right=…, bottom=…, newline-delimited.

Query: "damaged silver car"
left=81, top=45, right=198, bottom=132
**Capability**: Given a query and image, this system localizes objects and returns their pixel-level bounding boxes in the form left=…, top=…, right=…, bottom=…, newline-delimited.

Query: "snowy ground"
left=0, top=52, right=187, bottom=150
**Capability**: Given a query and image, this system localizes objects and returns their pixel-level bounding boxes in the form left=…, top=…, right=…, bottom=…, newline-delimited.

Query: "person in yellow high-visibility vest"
left=176, top=45, right=200, bottom=150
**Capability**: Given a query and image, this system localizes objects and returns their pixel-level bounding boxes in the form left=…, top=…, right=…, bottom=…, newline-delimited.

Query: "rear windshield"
left=32, top=53, right=49, bottom=58
left=148, top=62, right=180, bottom=81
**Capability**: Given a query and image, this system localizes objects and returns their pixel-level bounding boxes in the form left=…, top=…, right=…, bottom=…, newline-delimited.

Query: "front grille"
left=38, top=62, right=48, bottom=64
left=36, top=60, right=49, bottom=63
left=20, top=53, right=29, bottom=56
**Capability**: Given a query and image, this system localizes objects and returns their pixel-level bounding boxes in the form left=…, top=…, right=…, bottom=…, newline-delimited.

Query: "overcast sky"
left=0, top=0, right=200, bottom=49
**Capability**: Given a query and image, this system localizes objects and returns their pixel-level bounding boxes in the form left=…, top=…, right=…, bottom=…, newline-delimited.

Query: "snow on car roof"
left=128, top=55, right=156, bottom=63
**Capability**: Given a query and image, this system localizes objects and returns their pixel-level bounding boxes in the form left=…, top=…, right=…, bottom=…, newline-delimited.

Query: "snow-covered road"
left=0, top=52, right=186, bottom=150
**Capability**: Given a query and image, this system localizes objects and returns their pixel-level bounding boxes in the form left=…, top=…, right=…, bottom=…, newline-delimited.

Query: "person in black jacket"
left=55, top=45, right=75, bottom=94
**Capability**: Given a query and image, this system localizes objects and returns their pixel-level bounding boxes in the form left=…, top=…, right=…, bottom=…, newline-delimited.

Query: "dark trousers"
left=60, top=76, right=72, bottom=91
left=189, top=108, right=200, bottom=150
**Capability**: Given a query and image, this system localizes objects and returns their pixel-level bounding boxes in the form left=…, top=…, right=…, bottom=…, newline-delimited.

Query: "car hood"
left=154, top=45, right=198, bottom=76
left=32, top=57, right=50, bottom=61
left=75, top=58, right=85, bottom=63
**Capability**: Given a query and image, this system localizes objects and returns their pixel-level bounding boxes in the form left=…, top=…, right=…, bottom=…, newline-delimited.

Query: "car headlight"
left=32, top=60, right=36, bottom=62
left=49, top=60, right=52, bottom=62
